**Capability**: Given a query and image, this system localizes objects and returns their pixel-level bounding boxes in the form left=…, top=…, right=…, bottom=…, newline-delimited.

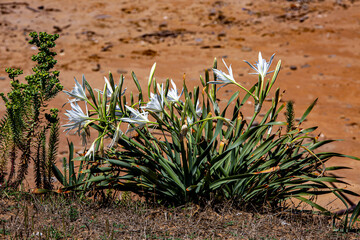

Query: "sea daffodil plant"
left=60, top=54, right=358, bottom=213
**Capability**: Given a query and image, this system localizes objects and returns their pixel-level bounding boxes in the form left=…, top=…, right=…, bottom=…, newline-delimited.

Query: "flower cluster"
left=63, top=52, right=276, bottom=154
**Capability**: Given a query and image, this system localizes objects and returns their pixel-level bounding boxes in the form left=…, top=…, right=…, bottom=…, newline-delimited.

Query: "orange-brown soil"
left=0, top=0, right=360, bottom=210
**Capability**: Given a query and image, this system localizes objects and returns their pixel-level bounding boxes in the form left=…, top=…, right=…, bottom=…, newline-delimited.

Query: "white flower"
left=244, top=52, right=275, bottom=79
left=85, top=141, right=96, bottom=160
left=180, top=124, right=188, bottom=138
left=185, top=100, right=202, bottom=127
left=102, top=76, right=115, bottom=98
left=195, top=100, right=202, bottom=117
left=121, top=106, right=151, bottom=131
left=114, top=105, right=123, bottom=116
left=186, top=116, right=193, bottom=125
left=141, top=93, right=163, bottom=112
left=142, top=84, right=165, bottom=112
left=167, top=80, right=183, bottom=102
left=97, top=76, right=126, bottom=98
left=63, top=102, right=90, bottom=134
left=208, top=59, right=236, bottom=86
left=63, top=76, right=87, bottom=102
left=109, top=123, right=123, bottom=148
left=157, top=83, right=165, bottom=99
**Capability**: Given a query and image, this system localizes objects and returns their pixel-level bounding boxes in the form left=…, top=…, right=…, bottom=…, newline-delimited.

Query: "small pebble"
left=346, top=122, right=358, bottom=127
left=117, top=69, right=128, bottom=74
left=281, top=220, right=290, bottom=226
left=218, top=31, right=226, bottom=37
left=290, top=65, right=297, bottom=70
left=92, top=63, right=101, bottom=72
left=301, top=64, right=310, bottom=68
left=241, top=46, right=252, bottom=52
left=209, top=8, right=217, bottom=16
left=94, top=14, right=111, bottom=20
left=159, top=22, right=167, bottom=28
left=299, top=16, right=308, bottom=22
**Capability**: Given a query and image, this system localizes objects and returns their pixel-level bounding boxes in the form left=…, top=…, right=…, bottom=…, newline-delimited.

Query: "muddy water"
left=0, top=0, right=359, bottom=210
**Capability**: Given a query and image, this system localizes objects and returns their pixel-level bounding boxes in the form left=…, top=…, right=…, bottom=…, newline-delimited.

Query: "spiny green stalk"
left=34, top=130, right=43, bottom=188
left=0, top=117, right=11, bottom=182
left=285, top=101, right=295, bottom=133
left=45, top=109, right=60, bottom=190
left=12, top=132, right=32, bottom=188
left=40, top=129, right=48, bottom=189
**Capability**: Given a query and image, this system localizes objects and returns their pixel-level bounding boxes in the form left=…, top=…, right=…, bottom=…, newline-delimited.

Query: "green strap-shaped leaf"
left=299, top=98, right=318, bottom=125
left=210, top=173, right=254, bottom=189
left=87, top=175, right=110, bottom=183
left=83, top=75, right=98, bottom=109
left=295, top=196, right=330, bottom=214
left=148, top=63, right=156, bottom=98
left=266, top=60, right=281, bottom=96
left=82, top=167, right=112, bottom=174
left=52, top=162, right=65, bottom=186
left=67, top=141, right=75, bottom=186
left=106, top=159, right=132, bottom=168
left=131, top=71, right=143, bottom=102
left=221, top=91, right=240, bottom=117
left=349, top=201, right=360, bottom=228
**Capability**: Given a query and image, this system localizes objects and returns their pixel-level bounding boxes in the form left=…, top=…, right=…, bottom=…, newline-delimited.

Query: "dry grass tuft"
left=0, top=190, right=359, bottom=239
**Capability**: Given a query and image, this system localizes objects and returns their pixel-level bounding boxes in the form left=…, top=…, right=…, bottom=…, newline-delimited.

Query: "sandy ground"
left=1, top=0, right=360, bottom=210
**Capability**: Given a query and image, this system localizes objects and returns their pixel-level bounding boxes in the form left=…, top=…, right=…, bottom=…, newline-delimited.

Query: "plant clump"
left=59, top=52, right=359, bottom=214
left=0, top=32, right=63, bottom=189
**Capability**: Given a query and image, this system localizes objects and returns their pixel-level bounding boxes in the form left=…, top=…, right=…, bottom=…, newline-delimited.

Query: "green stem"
left=85, top=99, right=98, bottom=112
left=258, top=75, right=265, bottom=103
left=234, top=82, right=258, bottom=101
